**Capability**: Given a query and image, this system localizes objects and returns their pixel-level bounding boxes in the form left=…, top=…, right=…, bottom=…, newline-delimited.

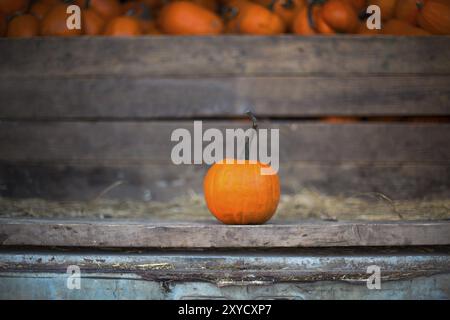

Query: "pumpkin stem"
left=244, top=110, right=258, bottom=161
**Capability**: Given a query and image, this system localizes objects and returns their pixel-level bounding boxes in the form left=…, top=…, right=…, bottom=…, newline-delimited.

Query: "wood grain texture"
left=1, top=248, right=449, bottom=284
left=1, top=37, right=450, bottom=77
left=0, top=76, right=449, bottom=118
left=0, top=218, right=449, bottom=248
left=1, top=162, right=450, bottom=201
left=1, top=121, right=449, bottom=163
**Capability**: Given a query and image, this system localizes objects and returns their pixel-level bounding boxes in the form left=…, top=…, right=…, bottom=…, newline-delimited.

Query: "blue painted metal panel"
left=0, top=249, right=449, bottom=299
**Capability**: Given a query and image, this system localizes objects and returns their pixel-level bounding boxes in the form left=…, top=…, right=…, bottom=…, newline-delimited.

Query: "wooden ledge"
left=1, top=218, right=449, bottom=248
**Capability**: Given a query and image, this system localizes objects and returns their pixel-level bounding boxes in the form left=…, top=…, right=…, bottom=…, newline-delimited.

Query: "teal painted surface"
left=0, top=249, right=449, bottom=299
left=1, top=273, right=449, bottom=300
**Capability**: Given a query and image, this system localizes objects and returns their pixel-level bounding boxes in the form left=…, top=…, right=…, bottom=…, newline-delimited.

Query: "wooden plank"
left=0, top=218, right=449, bottom=248
left=1, top=122, right=449, bottom=163
left=1, top=37, right=450, bottom=77
left=1, top=249, right=449, bottom=285
left=0, top=76, right=449, bottom=118
left=1, top=162, right=450, bottom=201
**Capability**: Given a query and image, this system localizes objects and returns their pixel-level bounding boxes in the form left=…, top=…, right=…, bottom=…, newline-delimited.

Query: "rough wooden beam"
left=0, top=219, right=449, bottom=248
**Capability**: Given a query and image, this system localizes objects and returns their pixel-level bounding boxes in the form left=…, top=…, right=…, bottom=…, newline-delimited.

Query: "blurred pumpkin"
left=322, top=0, right=359, bottom=33
left=204, top=159, right=280, bottom=225
left=235, top=1, right=286, bottom=34
left=7, top=13, right=39, bottom=37
left=75, top=0, right=121, bottom=20
left=187, top=0, right=219, bottom=12
left=382, top=18, right=430, bottom=34
left=344, top=0, right=367, bottom=11
left=0, top=0, right=29, bottom=16
left=417, top=0, right=450, bottom=34
left=104, top=15, right=142, bottom=35
left=140, top=19, right=161, bottom=34
left=394, top=0, right=422, bottom=25
left=222, top=0, right=253, bottom=33
left=30, top=1, right=53, bottom=20
left=82, top=8, right=105, bottom=35
left=368, top=0, right=397, bottom=20
left=292, top=4, right=320, bottom=35
left=40, top=3, right=83, bottom=36
left=157, top=1, right=223, bottom=35
left=272, top=0, right=306, bottom=29
left=122, top=0, right=148, bottom=16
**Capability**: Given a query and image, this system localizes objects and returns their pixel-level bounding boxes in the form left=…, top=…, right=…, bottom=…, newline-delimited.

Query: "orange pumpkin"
left=140, top=19, right=161, bottom=34
left=75, top=0, right=121, bottom=20
left=122, top=0, right=148, bottom=16
left=104, top=15, right=142, bottom=35
left=418, top=0, right=450, bottom=34
left=344, top=0, right=367, bottom=12
left=322, top=0, right=359, bottom=33
left=368, top=0, right=398, bottom=20
left=30, top=1, right=53, bottom=20
left=222, top=0, right=253, bottom=33
left=187, top=0, right=219, bottom=12
left=7, top=13, right=39, bottom=37
left=82, top=8, right=105, bottom=35
left=382, top=18, right=430, bottom=34
left=204, top=159, right=280, bottom=225
left=157, top=1, right=223, bottom=35
left=235, top=2, right=286, bottom=34
left=40, top=3, right=83, bottom=36
left=316, top=7, right=337, bottom=34
left=272, top=0, right=306, bottom=28
left=292, top=4, right=320, bottom=35
left=394, top=0, right=422, bottom=25
left=0, top=0, right=29, bottom=16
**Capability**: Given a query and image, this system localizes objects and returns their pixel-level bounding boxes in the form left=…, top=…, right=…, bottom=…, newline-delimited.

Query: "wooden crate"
left=0, top=36, right=449, bottom=299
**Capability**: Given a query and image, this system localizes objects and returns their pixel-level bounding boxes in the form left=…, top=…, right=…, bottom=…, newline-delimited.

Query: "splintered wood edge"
left=0, top=218, right=449, bottom=248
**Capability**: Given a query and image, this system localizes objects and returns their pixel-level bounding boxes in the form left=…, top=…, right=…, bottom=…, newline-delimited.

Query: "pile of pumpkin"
left=0, top=0, right=449, bottom=37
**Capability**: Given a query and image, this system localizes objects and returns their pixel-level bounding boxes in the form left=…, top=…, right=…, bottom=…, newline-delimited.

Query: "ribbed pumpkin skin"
left=418, top=0, right=450, bottom=35
left=204, top=160, right=280, bottom=225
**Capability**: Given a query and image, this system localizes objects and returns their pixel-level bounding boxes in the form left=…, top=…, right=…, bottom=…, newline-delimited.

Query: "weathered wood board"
left=1, top=122, right=449, bottom=163
left=1, top=37, right=449, bottom=76
left=1, top=162, right=450, bottom=201
left=0, top=76, right=449, bottom=118
left=1, top=218, right=449, bottom=248
left=0, top=37, right=449, bottom=204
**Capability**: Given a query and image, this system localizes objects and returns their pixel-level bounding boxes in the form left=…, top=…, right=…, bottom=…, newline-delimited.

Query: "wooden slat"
left=1, top=37, right=450, bottom=77
left=0, top=76, right=449, bottom=118
left=1, top=249, right=449, bottom=285
left=0, top=218, right=449, bottom=248
left=1, top=122, right=449, bottom=163
left=1, top=162, right=449, bottom=201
